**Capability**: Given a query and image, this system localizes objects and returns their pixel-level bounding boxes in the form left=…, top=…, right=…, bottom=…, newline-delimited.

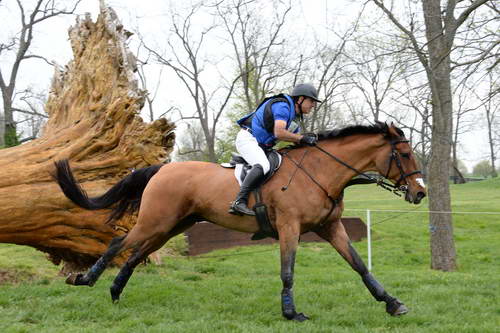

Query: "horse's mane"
left=283, top=122, right=405, bottom=150
left=317, top=121, right=405, bottom=141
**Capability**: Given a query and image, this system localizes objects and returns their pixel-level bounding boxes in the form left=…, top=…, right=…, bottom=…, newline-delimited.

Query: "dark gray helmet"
left=290, top=83, right=322, bottom=103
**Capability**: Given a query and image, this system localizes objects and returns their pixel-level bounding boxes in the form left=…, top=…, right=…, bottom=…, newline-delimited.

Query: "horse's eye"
left=401, top=153, right=410, bottom=159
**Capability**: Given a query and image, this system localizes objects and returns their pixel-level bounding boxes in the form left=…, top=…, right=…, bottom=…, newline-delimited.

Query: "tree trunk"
left=0, top=4, right=175, bottom=271
left=0, top=88, right=13, bottom=147
left=453, top=166, right=466, bottom=184
left=422, top=0, right=457, bottom=271
left=486, top=100, right=498, bottom=178
left=0, top=111, right=4, bottom=147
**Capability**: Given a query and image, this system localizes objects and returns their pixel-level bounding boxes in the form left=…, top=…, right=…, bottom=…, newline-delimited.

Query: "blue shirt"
left=237, top=95, right=300, bottom=146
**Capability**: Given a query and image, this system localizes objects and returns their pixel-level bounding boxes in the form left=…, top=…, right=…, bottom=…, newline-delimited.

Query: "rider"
left=228, top=83, right=322, bottom=216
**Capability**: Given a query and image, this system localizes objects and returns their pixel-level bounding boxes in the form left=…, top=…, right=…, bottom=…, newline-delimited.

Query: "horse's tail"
left=52, top=159, right=162, bottom=224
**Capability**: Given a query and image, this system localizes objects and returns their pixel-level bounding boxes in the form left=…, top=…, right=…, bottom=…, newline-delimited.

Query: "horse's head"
left=375, top=122, right=426, bottom=204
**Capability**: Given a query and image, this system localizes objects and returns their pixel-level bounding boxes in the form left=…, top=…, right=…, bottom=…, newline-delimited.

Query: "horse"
left=53, top=122, right=426, bottom=322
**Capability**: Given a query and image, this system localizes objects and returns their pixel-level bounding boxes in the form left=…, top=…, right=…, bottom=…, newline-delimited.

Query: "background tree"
left=393, top=79, right=433, bottom=175
left=145, top=4, right=240, bottom=162
left=174, top=120, right=208, bottom=162
left=11, top=87, right=48, bottom=143
left=371, top=0, right=494, bottom=271
left=0, top=0, right=81, bottom=147
left=304, top=28, right=355, bottom=132
left=483, top=70, right=499, bottom=177
left=472, top=160, right=492, bottom=178
left=214, top=0, right=294, bottom=112
left=134, top=45, right=175, bottom=123
left=451, top=83, right=478, bottom=183
left=343, top=33, right=409, bottom=123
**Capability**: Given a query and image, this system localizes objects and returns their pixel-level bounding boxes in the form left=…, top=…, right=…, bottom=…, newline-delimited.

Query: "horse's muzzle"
left=406, top=190, right=426, bottom=204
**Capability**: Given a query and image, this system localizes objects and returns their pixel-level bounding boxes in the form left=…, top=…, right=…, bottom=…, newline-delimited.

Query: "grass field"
left=1, top=178, right=499, bottom=332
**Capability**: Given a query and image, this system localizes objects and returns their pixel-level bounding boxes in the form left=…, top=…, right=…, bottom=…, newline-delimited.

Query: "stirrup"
left=228, top=201, right=255, bottom=216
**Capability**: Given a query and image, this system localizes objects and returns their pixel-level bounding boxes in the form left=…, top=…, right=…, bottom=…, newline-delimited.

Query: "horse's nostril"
left=416, top=192, right=426, bottom=201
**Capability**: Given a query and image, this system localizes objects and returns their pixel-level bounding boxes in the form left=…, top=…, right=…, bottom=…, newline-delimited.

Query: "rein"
left=281, top=148, right=339, bottom=227
left=313, top=145, right=405, bottom=196
left=281, top=149, right=331, bottom=198
left=282, top=139, right=421, bottom=198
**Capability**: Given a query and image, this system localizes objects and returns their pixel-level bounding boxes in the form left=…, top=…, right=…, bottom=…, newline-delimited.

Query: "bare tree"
left=174, top=120, right=208, bottom=162
left=344, top=34, right=410, bottom=123
left=483, top=70, right=499, bottom=177
left=214, top=0, right=294, bottom=112
left=134, top=46, right=177, bottom=122
left=371, top=0, right=493, bottom=271
left=393, top=79, right=433, bottom=175
left=306, top=30, right=355, bottom=132
left=0, top=0, right=81, bottom=147
left=451, top=83, right=478, bottom=183
left=12, top=87, right=48, bottom=143
left=145, top=4, right=240, bottom=162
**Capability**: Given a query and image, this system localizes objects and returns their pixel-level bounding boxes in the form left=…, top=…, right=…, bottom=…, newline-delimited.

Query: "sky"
left=0, top=0, right=492, bottom=171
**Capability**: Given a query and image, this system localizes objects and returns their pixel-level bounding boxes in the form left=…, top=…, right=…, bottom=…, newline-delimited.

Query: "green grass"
left=1, top=178, right=500, bottom=332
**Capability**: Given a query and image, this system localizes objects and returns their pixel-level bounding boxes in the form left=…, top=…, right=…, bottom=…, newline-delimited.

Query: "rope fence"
left=343, top=208, right=500, bottom=271
left=344, top=208, right=500, bottom=215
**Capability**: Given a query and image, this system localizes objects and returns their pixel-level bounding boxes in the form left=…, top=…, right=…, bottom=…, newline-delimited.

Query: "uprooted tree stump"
left=0, top=3, right=175, bottom=272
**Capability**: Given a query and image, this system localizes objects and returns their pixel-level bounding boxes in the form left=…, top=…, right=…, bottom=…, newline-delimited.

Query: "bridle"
left=280, top=136, right=422, bottom=228
left=384, top=139, right=422, bottom=190
left=282, top=137, right=422, bottom=198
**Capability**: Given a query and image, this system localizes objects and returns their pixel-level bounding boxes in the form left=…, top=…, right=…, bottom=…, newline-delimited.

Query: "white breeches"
left=235, top=129, right=271, bottom=174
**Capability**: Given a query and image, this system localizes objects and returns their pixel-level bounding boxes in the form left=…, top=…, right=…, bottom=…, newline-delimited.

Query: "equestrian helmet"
left=290, top=83, right=322, bottom=103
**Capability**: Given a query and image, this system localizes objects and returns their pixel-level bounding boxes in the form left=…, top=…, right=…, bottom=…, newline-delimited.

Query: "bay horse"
left=53, top=122, right=426, bottom=321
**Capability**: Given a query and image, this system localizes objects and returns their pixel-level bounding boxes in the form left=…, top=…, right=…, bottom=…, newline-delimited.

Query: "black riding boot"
left=229, top=164, right=265, bottom=216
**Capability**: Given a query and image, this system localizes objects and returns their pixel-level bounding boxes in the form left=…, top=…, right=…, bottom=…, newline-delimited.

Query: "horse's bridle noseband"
left=384, top=139, right=422, bottom=190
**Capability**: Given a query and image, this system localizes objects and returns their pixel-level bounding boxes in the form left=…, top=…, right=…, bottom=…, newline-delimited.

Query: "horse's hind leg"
left=66, top=235, right=126, bottom=287
left=109, top=218, right=196, bottom=303
left=109, top=243, right=151, bottom=303
left=315, top=219, right=408, bottom=316
left=66, top=212, right=176, bottom=288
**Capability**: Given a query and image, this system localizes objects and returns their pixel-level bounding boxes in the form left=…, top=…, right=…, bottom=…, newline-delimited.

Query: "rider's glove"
left=299, top=133, right=318, bottom=146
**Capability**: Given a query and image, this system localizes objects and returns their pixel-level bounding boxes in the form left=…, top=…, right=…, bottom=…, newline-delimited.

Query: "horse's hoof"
left=292, top=312, right=310, bottom=322
left=386, top=299, right=409, bottom=316
left=110, top=286, right=121, bottom=303
left=284, top=311, right=310, bottom=322
left=66, top=273, right=85, bottom=286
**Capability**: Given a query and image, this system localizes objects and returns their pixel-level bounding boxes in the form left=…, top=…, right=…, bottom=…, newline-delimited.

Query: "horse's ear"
left=387, top=123, right=405, bottom=138
left=386, top=123, right=398, bottom=138
left=374, top=120, right=386, bottom=131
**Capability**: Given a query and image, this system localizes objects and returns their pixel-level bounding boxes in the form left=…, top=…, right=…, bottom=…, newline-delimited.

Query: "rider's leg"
left=229, top=129, right=269, bottom=216
left=230, top=164, right=264, bottom=216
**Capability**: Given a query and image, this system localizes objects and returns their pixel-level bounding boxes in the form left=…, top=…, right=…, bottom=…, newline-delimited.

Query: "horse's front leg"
left=315, top=219, right=408, bottom=316
left=277, top=221, right=309, bottom=322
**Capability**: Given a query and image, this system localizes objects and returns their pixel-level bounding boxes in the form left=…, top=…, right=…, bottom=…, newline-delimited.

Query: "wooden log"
left=0, top=4, right=175, bottom=272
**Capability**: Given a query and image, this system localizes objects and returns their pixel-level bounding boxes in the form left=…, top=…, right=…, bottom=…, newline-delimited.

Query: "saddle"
left=221, top=150, right=282, bottom=185
left=221, top=150, right=281, bottom=240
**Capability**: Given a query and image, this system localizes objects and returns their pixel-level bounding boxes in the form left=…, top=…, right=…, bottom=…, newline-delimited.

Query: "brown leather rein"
left=281, top=139, right=422, bottom=198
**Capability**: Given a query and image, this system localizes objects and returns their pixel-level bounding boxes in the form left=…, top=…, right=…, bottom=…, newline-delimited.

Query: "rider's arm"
left=274, top=120, right=303, bottom=143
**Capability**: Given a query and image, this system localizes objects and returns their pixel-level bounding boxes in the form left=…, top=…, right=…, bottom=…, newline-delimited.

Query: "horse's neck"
left=312, top=136, right=382, bottom=197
